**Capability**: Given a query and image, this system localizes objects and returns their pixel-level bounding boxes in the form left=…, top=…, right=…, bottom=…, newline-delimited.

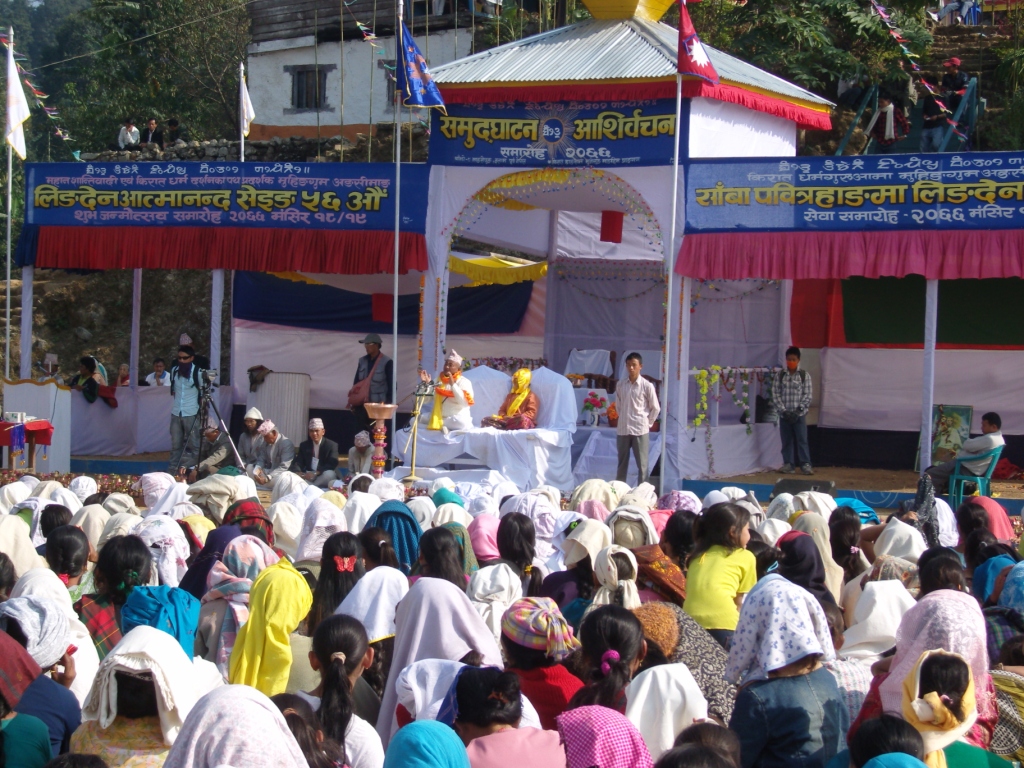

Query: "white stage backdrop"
left=819, top=348, right=1024, bottom=434
left=2, top=381, right=72, bottom=472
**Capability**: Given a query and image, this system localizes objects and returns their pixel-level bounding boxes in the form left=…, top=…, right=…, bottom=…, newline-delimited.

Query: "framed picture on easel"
left=915, top=404, right=973, bottom=472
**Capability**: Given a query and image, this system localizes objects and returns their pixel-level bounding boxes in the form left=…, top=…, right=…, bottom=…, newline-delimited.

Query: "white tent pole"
left=18, top=264, right=31, bottom=379
left=659, top=72, right=683, bottom=496
left=5, top=143, right=11, bottom=381
left=210, top=269, right=224, bottom=383
left=920, top=278, right=938, bottom=473
left=128, top=269, right=142, bottom=387
left=239, top=62, right=245, bottom=162
left=391, top=21, right=402, bottom=447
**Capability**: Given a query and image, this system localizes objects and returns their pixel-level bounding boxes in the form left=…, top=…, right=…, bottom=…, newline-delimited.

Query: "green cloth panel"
left=841, top=277, right=1024, bottom=345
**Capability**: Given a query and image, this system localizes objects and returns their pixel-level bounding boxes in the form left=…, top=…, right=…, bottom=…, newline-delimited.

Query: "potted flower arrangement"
left=582, top=391, right=607, bottom=426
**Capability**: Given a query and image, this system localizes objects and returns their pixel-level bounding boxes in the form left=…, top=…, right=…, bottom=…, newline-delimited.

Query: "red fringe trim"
left=439, top=80, right=833, bottom=131
left=33, top=226, right=428, bottom=274
left=677, top=229, right=1024, bottom=280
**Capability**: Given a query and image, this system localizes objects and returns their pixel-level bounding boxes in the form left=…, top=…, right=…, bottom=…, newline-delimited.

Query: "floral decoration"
left=582, top=391, right=608, bottom=412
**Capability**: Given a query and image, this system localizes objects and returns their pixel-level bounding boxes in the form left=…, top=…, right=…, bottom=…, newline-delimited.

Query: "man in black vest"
left=293, top=417, right=341, bottom=487
left=352, top=333, right=393, bottom=435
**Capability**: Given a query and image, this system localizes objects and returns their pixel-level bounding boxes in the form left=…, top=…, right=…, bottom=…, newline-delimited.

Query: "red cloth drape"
left=677, top=229, right=1024, bottom=280
left=34, top=226, right=428, bottom=274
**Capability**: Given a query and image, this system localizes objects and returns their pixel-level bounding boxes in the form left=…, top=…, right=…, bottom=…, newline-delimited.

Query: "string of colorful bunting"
left=0, top=33, right=76, bottom=148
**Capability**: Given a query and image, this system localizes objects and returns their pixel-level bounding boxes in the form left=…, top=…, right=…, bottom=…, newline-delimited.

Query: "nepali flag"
left=678, top=0, right=719, bottom=84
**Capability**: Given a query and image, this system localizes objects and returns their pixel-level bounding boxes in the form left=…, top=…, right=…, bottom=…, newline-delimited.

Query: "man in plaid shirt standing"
left=772, top=346, right=814, bottom=475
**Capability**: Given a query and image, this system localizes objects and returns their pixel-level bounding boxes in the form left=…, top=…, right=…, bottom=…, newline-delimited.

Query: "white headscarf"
left=70, top=502, right=108, bottom=546
left=793, top=491, right=837, bottom=521
left=342, top=491, right=382, bottom=533
left=875, top=517, right=928, bottom=564
left=467, top=563, right=523, bottom=642
left=0, top=594, right=69, bottom=668
left=336, top=565, right=409, bottom=643
left=266, top=500, right=303, bottom=559
left=0, top=515, right=46, bottom=576
left=840, top=580, right=917, bottom=663
left=11, top=567, right=100, bottom=705
left=500, top=493, right=558, bottom=542
left=378, top=578, right=502, bottom=746
left=103, top=492, right=140, bottom=516
left=348, top=473, right=375, bottom=495
left=702, top=490, right=729, bottom=510
left=605, top=506, right=659, bottom=549
left=589, top=545, right=641, bottom=611
left=562, top=518, right=612, bottom=568
left=12, top=497, right=57, bottom=546
left=69, top=476, right=98, bottom=503
left=756, top=518, right=791, bottom=547
left=625, top=664, right=709, bottom=759
left=719, top=486, right=748, bottom=501
left=491, top=481, right=520, bottom=504
left=405, top=496, right=436, bottom=528
left=29, top=480, right=64, bottom=501
left=369, top=477, right=406, bottom=503
left=271, top=472, right=307, bottom=503
left=243, top=407, right=263, bottom=421
left=618, top=483, right=658, bottom=511
left=0, top=480, right=30, bottom=513
left=766, top=493, right=796, bottom=521
left=468, top=495, right=499, bottom=519
left=162, top=684, right=306, bottom=768
left=97, top=512, right=142, bottom=549
left=135, top=515, right=191, bottom=587
left=530, top=485, right=562, bottom=511
left=609, top=481, right=630, bottom=502
left=432, top=503, right=474, bottom=529
left=430, top=477, right=456, bottom=495
left=934, top=497, right=959, bottom=548
left=295, top=498, right=347, bottom=562
left=18, top=475, right=40, bottom=490
left=396, top=659, right=466, bottom=723
left=84, top=626, right=224, bottom=746
left=146, top=483, right=191, bottom=519
left=134, top=473, right=177, bottom=509
left=51, top=487, right=83, bottom=514
left=724, top=573, right=835, bottom=687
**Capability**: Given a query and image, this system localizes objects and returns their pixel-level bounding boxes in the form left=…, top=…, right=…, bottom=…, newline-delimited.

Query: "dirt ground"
left=717, top=466, right=1024, bottom=499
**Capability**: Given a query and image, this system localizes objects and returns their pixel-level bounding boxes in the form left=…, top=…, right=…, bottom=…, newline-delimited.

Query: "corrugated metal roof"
left=432, top=17, right=831, bottom=106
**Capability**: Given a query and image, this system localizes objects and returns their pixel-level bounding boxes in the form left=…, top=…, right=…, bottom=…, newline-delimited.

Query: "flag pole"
left=239, top=61, right=245, bottom=162
left=5, top=27, right=13, bottom=381
left=391, top=12, right=402, bottom=464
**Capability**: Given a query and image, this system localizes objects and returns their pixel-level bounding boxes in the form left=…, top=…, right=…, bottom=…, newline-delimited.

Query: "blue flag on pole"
left=395, top=22, right=446, bottom=113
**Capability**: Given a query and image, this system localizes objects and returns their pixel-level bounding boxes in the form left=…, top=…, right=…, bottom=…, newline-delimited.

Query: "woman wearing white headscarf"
left=702, top=490, right=730, bottom=510
left=874, top=516, right=928, bottom=564
left=29, top=479, right=64, bottom=501
left=530, top=485, right=562, bottom=511
left=586, top=545, right=641, bottom=615
left=70, top=505, right=110, bottom=550
left=792, top=512, right=845, bottom=604
left=11, top=567, right=101, bottom=705
left=467, top=562, right=523, bottom=642
left=467, top=495, right=498, bottom=519
left=162, top=685, right=306, bottom=768
left=12, top=497, right=57, bottom=546
left=271, top=471, right=307, bottom=503
left=51, top=486, right=83, bottom=514
left=405, top=496, right=436, bottom=529
left=145, top=483, right=191, bottom=519
left=0, top=478, right=30, bottom=513
left=377, top=577, right=502, bottom=747
left=431, top=503, right=474, bottom=529
left=756, top=518, right=791, bottom=547
left=343, top=490, right=383, bottom=533
left=793, top=491, right=837, bottom=520
left=336, top=564, right=409, bottom=643
left=605, top=506, right=659, bottom=549
left=69, top=476, right=98, bottom=503
left=0, top=515, right=46, bottom=576
left=618, top=482, right=658, bottom=511
left=766, top=492, right=795, bottom=521
left=72, top=626, right=224, bottom=763
left=135, top=515, right=191, bottom=588
left=625, top=663, right=708, bottom=759
left=102, top=493, right=140, bottom=517
left=97, top=512, right=142, bottom=550
left=839, top=580, right=916, bottom=664
left=266, top=499, right=303, bottom=559
left=500, top=493, right=558, bottom=557
left=369, top=477, right=405, bottom=503
left=134, top=473, right=177, bottom=509
left=295, top=498, right=347, bottom=562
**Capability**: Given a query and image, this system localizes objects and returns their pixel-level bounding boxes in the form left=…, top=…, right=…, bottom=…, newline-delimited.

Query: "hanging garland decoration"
left=867, top=0, right=921, bottom=72
left=0, top=34, right=76, bottom=151
left=690, top=279, right=780, bottom=311
left=561, top=278, right=662, bottom=303
left=721, top=368, right=752, bottom=434
left=692, top=365, right=720, bottom=427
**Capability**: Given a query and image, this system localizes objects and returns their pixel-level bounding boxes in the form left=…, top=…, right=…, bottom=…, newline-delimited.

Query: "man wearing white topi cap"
left=293, top=418, right=340, bottom=488
left=418, top=349, right=475, bottom=433
left=248, top=420, right=295, bottom=488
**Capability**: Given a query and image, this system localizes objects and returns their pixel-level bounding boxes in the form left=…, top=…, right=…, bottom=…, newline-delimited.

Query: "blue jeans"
left=170, top=413, right=201, bottom=473
left=780, top=415, right=811, bottom=467
left=729, top=667, right=847, bottom=768
left=920, top=126, right=945, bottom=152
left=938, top=0, right=973, bottom=19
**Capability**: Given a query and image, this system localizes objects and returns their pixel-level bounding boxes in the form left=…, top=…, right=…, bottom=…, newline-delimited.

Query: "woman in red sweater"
left=501, top=597, right=585, bottom=730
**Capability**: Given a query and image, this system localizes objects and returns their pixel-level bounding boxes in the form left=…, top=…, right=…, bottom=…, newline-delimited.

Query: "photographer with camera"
left=169, top=345, right=205, bottom=476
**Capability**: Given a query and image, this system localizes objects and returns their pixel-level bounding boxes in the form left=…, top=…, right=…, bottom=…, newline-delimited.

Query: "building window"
left=292, top=67, right=327, bottom=110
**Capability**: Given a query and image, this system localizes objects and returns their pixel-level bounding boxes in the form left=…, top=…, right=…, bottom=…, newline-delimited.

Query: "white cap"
left=244, top=407, right=263, bottom=421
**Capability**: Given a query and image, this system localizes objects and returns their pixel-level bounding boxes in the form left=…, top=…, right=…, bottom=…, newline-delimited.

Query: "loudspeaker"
left=769, top=478, right=837, bottom=501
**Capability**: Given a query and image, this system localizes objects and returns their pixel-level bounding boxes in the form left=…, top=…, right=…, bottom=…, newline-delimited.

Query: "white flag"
left=240, top=65, right=255, bottom=138
left=5, top=32, right=29, bottom=160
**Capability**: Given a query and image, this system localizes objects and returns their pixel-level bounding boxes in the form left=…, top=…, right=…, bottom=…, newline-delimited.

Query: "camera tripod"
left=173, top=375, right=244, bottom=475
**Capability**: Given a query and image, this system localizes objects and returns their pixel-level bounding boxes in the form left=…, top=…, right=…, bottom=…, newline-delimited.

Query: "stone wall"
left=79, top=122, right=429, bottom=163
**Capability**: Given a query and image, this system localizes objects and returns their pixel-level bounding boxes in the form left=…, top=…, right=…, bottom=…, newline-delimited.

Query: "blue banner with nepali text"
left=429, top=99, right=687, bottom=168
left=24, top=161, right=429, bottom=232
left=685, top=153, right=1024, bottom=232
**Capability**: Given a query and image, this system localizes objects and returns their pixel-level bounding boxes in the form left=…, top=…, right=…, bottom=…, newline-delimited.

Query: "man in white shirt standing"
left=615, top=352, right=660, bottom=484
left=926, top=411, right=1005, bottom=494
left=145, top=357, right=169, bottom=387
